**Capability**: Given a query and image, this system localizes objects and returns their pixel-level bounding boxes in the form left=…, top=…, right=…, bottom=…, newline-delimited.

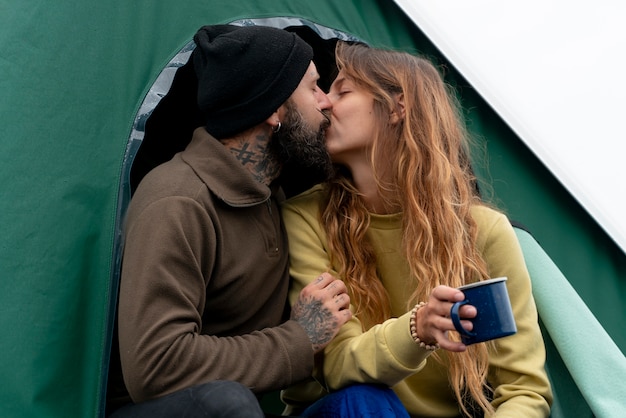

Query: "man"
left=108, top=25, right=351, bottom=417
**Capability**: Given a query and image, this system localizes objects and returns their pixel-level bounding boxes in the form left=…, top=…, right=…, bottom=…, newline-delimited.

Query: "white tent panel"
left=394, top=0, right=626, bottom=252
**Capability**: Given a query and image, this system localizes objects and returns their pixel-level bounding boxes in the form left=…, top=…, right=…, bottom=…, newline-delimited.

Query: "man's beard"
left=270, top=101, right=334, bottom=182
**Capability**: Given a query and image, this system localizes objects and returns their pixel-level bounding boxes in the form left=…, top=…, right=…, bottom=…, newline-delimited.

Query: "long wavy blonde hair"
left=321, top=42, right=494, bottom=416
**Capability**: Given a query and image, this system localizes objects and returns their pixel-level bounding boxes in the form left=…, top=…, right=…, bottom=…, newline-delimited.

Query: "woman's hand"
left=415, top=285, right=476, bottom=352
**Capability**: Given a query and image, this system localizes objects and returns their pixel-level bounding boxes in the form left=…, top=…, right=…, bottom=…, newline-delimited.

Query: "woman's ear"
left=390, top=93, right=405, bottom=124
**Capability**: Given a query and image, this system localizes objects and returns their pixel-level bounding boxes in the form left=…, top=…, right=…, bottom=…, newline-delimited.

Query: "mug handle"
left=450, top=301, right=476, bottom=337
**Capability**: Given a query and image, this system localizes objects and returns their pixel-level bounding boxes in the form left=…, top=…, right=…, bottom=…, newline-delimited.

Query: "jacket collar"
left=181, top=128, right=272, bottom=207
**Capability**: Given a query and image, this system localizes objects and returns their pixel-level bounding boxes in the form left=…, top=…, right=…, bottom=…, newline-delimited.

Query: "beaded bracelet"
left=409, top=302, right=440, bottom=351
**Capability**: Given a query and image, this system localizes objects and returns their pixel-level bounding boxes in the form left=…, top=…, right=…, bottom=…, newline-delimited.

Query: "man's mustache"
left=319, top=109, right=331, bottom=130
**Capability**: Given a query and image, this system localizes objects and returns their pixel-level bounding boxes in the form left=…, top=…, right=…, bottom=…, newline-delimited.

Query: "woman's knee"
left=302, top=384, right=409, bottom=418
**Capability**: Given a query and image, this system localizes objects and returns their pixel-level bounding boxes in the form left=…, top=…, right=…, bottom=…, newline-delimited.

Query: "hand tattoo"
left=292, top=295, right=338, bottom=352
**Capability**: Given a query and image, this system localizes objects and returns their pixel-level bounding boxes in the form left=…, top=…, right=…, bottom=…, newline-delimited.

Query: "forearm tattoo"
left=292, top=296, right=338, bottom=352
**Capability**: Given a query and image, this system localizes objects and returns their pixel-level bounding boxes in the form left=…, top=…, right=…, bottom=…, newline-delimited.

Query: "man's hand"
left=291, top=272, right=352, bottom=353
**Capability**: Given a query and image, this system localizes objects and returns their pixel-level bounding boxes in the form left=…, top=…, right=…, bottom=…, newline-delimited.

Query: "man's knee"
left=190, top=381, right=264, bottom=417
left=110, top=381, right=264, bottom=418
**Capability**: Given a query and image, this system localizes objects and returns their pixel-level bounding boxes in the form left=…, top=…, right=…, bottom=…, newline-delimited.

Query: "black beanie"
left=191, top=25, right=314, bottom=139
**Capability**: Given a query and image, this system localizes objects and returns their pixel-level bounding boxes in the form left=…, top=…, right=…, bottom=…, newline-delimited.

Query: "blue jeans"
left=109, top=381, right=264, bottom=418
left=301, top=384, right=409, bottom=418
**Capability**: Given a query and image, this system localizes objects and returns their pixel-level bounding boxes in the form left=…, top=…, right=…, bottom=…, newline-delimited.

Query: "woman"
left=281, top=42, right=552, bottom=417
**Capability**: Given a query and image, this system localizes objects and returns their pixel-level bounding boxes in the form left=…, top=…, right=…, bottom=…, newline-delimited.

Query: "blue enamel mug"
left=450, top=277, right=517, bottom=345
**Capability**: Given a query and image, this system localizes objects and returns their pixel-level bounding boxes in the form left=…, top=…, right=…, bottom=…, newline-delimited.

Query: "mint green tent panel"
left=1, top=1, right=624, bottom=417
left=515, top=227, right=626, bottom=418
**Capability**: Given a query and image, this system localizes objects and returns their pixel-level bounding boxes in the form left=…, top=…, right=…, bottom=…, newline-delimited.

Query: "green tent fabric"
left=1, top=1, right=624, bottom=417
left=515, top=227, right=626, bottom=418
